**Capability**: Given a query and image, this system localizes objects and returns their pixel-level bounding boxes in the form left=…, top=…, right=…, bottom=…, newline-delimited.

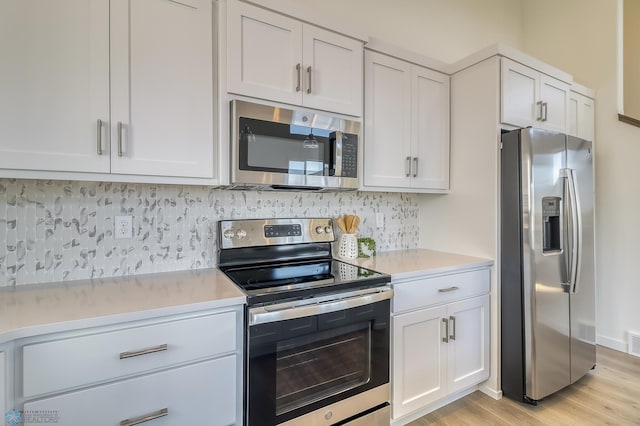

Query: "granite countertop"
left=343, top=248, right=493, bottom=281
left=0, top=268, right=245, bottom=344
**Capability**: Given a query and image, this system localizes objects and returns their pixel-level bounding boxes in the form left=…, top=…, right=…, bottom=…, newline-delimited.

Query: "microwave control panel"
left=340, top=135, right=358, bottom=178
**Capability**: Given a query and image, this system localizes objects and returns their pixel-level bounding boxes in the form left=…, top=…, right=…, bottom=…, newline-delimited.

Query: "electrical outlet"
left=115, top=215, right=133, bottom=239
left=376, top=212, right=385, bottom=228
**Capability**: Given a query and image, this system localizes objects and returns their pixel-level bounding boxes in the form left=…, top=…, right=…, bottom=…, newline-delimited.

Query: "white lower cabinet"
left=1, top=351, right=5, bottom=422
left=15, top=307, right=243, bottom=426
left=23, top=356, right=236, bottom=426
left=391, top=269, right=490, bottom=422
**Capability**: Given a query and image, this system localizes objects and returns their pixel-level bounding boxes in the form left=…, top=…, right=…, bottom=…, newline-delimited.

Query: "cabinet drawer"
left=23, top=356, right=237, bottom=426
left=393, top=269, right=490, bottom=314
left=23, top=311, right=237, bottom=398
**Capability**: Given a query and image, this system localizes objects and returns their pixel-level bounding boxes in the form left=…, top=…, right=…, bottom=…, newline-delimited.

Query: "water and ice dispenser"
left=542, top=197, right=561, bottom=253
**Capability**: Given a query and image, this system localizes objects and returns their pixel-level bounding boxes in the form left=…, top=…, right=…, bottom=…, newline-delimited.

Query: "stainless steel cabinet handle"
left=449, top=315, right=456, bottom=340
left=438, top=286, right=459, bottom=293
left=96, top=119, right=103, bottom=155
left=117, top=121, right=124, bottom=157
left=542, top=102, right=548, bottom=122
left=413, top=157, right=418, bottom=177
left=442, top=318, right=449, bottom=343
left=306, top=66, right=312, bottom=94
left=536, top=101, right=543, bottom=121
left=405, top=156, right=411, bottom=177
left=120, top=408, right=168, bottom=426
left=295, top=63, right=301, bottom=92
left=119, top=343, right=168, bottom=359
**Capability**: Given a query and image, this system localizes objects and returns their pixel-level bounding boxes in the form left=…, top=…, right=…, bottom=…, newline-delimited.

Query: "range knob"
left=223, top=229, right=235, bottom=239
left=236, top=229, right=247, bottom=239
left=315, top=226, right=325, bottom=234
left=324, top=226, right=333, bottom=234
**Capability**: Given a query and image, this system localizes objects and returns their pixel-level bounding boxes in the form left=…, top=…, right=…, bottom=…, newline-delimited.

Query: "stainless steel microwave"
left=230, top=100, right=360, bottom=191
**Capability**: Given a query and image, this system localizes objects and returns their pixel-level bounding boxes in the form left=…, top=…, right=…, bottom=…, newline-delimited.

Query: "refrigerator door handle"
left=568, top=169, right=583, bottom=293
left=562, top=168, right=581, bottom=293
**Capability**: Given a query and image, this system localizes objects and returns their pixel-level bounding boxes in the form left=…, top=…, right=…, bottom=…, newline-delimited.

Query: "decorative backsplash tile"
left=0, top=179, right=420, bottom=287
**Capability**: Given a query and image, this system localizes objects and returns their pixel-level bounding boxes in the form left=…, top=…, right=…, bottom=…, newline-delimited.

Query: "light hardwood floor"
left=410, top=346, right=640, bottom=425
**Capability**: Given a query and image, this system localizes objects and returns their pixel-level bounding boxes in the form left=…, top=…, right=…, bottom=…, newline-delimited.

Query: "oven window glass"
left=275, top=323, right=371, bottom=415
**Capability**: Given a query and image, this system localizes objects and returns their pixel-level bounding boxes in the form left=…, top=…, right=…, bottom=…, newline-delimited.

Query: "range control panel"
left=264, top=224, right=302, bottom=238
left=219, top=218, right=334, bottom=249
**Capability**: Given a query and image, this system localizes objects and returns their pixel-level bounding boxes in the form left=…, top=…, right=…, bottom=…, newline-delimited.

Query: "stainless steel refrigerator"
left=501, top=128, right=596, bottom=404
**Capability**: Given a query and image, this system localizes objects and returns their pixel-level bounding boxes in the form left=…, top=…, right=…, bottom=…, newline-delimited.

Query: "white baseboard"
left=478, top=383, right=502, bottom=400
left=596, top=334, right=628, bottom=352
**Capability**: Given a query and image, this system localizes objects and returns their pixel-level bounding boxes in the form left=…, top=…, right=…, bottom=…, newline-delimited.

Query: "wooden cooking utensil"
left=345, top=215, right=353, bottom=234
left=336, top=216, right=347, bottom=233
left=351, top=215, right=360, bottom=233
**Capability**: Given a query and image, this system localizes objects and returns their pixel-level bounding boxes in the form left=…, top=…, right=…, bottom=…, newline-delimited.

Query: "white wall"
left=252, top=0, right=524, bottom=62
left=521, top=0, right=640, bottom=352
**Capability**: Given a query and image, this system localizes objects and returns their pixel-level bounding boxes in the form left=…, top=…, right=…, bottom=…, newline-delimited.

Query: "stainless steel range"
left=218, top=218, right=392, bottom=426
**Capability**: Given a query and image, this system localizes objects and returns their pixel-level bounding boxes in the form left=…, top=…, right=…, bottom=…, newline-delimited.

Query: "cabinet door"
left=0, top=0, right=110, bottom=173
left=110, top=0, right=213, bottom=178
left=392, top=305, right=447, bottom=419
left=569, top=92, right=595, bottom=141
left=24, top=356, right=237, bottom=426
left=501, top=58, right=539, bottom=128
left=411, top=66, right=450, bottom=190
left=363, top=51, right=412, bottom=188
left=539, top=74, right=570, bottom=132
left=579, top=95, right=595, bottom=141
left=446, top=295, right=490, bottom=394
left=226, top=0, right=303, bottom=105
left=0, top=351, right=5, bottom=422
left=302, top=25, right=363, bottom=116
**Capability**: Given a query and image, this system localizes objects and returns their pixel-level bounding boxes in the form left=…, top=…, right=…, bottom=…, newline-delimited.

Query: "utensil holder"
left=338, top=233, right=358, bottom=259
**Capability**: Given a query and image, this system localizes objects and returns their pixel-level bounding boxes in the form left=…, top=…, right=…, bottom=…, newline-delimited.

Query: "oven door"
left=246, top=289, right=391, bottom=426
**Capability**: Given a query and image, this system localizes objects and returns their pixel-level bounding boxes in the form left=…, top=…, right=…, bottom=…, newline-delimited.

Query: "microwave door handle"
left=333, top=131, right=343, bottom=177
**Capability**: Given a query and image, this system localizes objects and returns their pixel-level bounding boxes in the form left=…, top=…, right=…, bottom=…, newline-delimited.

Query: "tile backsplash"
left=0, top=179, right=420, bottom=287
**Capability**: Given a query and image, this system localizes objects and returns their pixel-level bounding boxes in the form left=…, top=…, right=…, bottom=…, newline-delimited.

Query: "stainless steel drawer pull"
left=438, top=286, right=460, bottom=293
left=96, top=119, right=103, bottom=155
left=413, top=157, right=418, bottom=177
left=405, top=156, right=411, bottom=177
left=120, top=408, right=168, bottom=426
left=119, top=344, right=168, bottom=359
left=306, top=66, right=312, bottom=94
left=296, top=63, right=301, bottom=92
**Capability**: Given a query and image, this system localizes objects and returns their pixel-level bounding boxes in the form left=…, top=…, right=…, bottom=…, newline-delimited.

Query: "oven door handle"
left=249, top=287, right=393, bottom=326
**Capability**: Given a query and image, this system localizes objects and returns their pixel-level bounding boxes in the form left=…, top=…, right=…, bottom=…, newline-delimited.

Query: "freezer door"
left=566, top=136, right=596, bottom=383
left=521, top=128, right=571, bottom=400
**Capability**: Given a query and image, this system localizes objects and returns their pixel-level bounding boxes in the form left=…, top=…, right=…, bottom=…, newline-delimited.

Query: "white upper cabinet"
left=501, top=58, right=570, bottom=132
left=0, top=0, right=110, bottom=173
left=363, top=52, right=412, bottom=188
left=568, top=89, right=595, bottom=141
left=110, top=0, right=214, bottom=178
left=364, top=51, right=449, bottom=192
left=412, top=66, right=450, bottom=190
left=226, top=0, right=363, bottom=117
left=0, top=0, right=214, bottom=180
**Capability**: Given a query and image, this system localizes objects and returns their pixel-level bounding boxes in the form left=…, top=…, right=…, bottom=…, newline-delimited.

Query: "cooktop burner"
left=221, top=258, right=388, bottom=305
left=217, top=218, right=390, bottom=306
